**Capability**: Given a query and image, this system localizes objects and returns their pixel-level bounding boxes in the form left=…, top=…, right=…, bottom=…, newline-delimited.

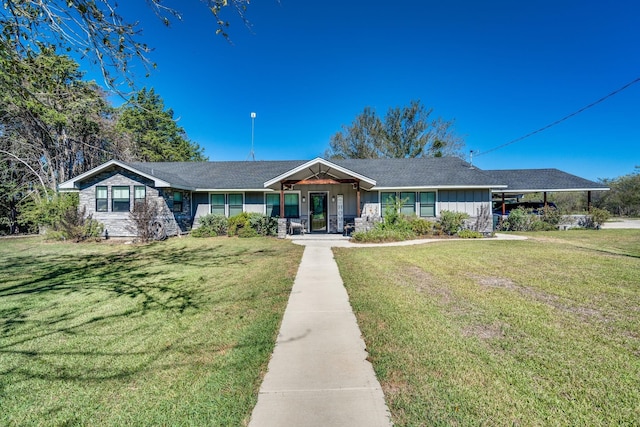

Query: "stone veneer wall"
left=277, top=218, right=287, bottom=239
left=354, top=216, right=382, bottom=233
left=78, top=168, right=191, bottom=238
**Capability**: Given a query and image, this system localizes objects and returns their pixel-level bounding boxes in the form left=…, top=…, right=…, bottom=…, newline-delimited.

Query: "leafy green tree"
left=0, top=48, right=132, bottom=232
left=1, top=0, right=251, bottom=87
left=117, top=88, right=206, bottom=162
left=0, top=160, right=24, bottom=234
left=326, top=107, right=383, bottom=159
left=326, top=100, right=464, bottom=159
left=595, top=167, right=640, bottom=216
left=1, top=48, right=123, bottom=189
left=0, top=48, right=122, bottom=189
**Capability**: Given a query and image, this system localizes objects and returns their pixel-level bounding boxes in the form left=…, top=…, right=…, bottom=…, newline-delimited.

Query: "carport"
left=486, top=168, right=610, bottom=215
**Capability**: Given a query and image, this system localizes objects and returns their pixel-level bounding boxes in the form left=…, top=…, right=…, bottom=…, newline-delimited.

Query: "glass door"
left=310, top=193, right=327, bottom=232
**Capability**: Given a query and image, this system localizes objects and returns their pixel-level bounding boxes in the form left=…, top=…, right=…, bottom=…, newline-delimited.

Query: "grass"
left=0, top=236, right=303, bottom=426
left=334, top=230, right=640, bottom=426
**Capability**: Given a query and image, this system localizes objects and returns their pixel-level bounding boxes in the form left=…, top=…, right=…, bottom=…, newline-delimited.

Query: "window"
left=112, top=186, right=130, bottom=212
left=420, top=192, right=436, bottom=217
left=400, top=192, right=416, bottom=216
left=228, top=193, right=243, bottom=217
left=134, top=186, right=146, bottom=208
left=210, top=194, right=225, bottom=216
left=172, top=191, right=183, bottom=212
left=266, top=193, right=280, bottom=217
left=96, top=186, right=108, bottom=212
left=381, top=192, right=396, bottom=214
left=284, top=193, right=299, bottom=218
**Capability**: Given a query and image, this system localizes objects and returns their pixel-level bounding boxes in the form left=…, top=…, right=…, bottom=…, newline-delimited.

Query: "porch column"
left=280, top=183, right=285, bottom=218
left=544, top=192, right=548, bottom=207
left=587, top=191, right=592, bottom=213
left=356, top=181, right=361, bottom=217
left=501, top=192, right=506, bottom=215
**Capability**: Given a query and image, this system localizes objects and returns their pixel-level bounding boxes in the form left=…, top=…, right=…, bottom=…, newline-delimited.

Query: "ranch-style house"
left=58, top=156, right=608, bottom=237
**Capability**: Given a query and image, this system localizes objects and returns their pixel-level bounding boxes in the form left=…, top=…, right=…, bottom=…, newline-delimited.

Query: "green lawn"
left=334, top=230, right=640, bottom=426
left=0, top=236, right=303, bottom=426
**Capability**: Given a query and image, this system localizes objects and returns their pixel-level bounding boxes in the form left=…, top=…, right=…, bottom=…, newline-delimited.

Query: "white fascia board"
left=374, top=185, right=507, bottom=191
left=263, top=157, right=376, bottom=187
left=194, top=188, right=266, bottom=192
left=491, top=187, right=610, bottom=193
left=57, top=159, right=172, bottom=190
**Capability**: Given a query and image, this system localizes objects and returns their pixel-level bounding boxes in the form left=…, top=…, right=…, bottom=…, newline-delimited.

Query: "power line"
left=475, top=76, right=640, bottom=157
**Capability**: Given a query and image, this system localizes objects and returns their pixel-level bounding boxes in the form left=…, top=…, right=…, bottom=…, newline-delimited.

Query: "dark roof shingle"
left=113, top=158, right=606, bottom=192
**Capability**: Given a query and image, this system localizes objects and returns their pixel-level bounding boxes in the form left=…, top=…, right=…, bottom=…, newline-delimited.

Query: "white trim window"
left=419, top=191, right=436, bottom=217
left=284, top=193, right=300, bottom=218
left=399, top=192, right=416, bottom=216
left=210, top=194, right=225, bottom=216
left=228, top=193, right=244, bottom=217
left=96, top=186, right=108, bottom=212
left=112, top=186, right=130, bottom=212
left=381, top=191, right=417, bottom=216
left=265, top=193, right=280, bottom=217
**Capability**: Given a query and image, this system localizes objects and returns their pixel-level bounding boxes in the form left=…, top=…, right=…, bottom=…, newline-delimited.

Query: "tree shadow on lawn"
left=0, top=242, right=284, bottom=391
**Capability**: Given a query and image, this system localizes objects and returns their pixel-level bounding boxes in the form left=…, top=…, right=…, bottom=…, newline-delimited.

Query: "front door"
left=310, top=192, right=328, bottom=232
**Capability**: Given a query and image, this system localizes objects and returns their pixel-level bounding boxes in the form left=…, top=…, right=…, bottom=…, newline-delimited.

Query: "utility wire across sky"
left=475, top=76, right=640, bottom=157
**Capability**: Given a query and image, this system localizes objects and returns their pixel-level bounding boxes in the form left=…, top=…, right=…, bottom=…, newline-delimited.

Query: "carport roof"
left=486, top=168, right=609, bottom=193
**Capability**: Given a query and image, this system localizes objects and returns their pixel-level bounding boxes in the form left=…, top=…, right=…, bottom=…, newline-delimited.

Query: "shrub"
left=227, top=212, right=279, bottom=237
left=540, top=206, right=565, bottom=226
left=48, top=205, right=103, bottom=242
left=471, top=205, right=492, bottom=232
left=227, top=212, right=251, bottom=236
left=248, top=213, right=278, bottom=236
left=457, top=229, right=483, bottom=239
left=19, top=191, right=79, bottom=234
left=432, top=221, right=444, bottom=236
left=192, top=214, right=228, bottom=237
left=579, top=208, right=611, bottom=229
left=351, top=227, right=415, bottom=243
left=237, top=226, right=259, bottom=238
left=438, top=210, right=469, bottom=235
left=408, top=217, right=435, bottom=236
left=499, top=206, right=569, bottom=232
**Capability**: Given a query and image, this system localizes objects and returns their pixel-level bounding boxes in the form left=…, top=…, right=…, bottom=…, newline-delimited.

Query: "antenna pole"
left=248, top=112, right=256, bottom=161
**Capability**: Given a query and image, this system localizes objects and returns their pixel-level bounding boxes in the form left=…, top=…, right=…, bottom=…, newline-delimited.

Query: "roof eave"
left=491, top=187, right=610, bottom=193
left=57, top=159, right=173, bottom=190
left=373, top=185, right=507, bottom=191
left=193, top=188, right=268, bottom=192
left=263, top=157, right=377, bottom=188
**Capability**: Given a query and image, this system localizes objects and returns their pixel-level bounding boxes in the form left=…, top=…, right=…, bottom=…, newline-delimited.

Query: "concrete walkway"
left=249, top=232, right=531, bottom=426
left=248, top=242, right=392, bottom=427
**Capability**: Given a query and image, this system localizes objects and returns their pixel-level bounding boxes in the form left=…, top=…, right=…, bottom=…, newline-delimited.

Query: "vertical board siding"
left=439, top=189, right=491, bottom=217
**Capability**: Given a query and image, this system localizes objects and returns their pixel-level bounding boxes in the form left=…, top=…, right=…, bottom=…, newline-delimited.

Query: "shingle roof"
left=126, top=160, right=306, bottom=189
left=63, top=158, right=604, bottom=193
left=486, top=169, right=608, bottom=192
left=332, top=157, right=502, bottom=188
left=125, top=157, right=504, bottom=190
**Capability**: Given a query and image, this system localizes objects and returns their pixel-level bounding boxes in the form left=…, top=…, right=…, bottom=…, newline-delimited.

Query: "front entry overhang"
left=263, top=157, right=377, bottom=191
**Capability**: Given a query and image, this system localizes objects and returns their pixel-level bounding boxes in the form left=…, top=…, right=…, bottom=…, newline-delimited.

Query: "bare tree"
left=127, top=197, right=165, bottom=243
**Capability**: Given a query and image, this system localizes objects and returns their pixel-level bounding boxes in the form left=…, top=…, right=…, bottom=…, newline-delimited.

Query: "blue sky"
left=90, top=1, right=639, bottom=181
